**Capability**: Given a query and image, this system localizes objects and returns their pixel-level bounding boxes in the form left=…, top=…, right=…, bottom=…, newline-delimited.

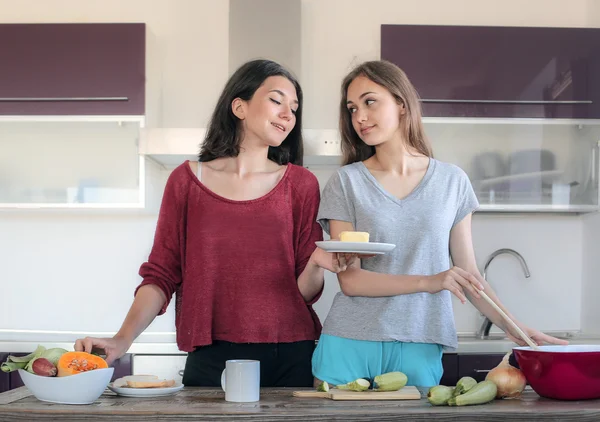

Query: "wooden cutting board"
left=292, top=386, right=421, bottom=400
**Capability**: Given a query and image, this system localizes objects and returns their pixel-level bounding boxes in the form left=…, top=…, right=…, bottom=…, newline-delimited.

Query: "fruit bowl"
left=513, top=345, right=600, bottom=400
left=18, top=367, right=114, bottom=404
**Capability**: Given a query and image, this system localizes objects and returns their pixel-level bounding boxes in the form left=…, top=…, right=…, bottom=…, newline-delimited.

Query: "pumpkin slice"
left=57, top=351, right=108, bottom=377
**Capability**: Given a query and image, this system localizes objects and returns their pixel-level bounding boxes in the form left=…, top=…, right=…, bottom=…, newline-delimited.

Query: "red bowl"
left=513, top=345, right=600, bottom=400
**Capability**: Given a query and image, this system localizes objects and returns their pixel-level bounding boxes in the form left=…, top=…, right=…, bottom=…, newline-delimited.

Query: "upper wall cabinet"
left=0, top=23, right=145, bottom=115
left=381, top=25, right=600, bottom=119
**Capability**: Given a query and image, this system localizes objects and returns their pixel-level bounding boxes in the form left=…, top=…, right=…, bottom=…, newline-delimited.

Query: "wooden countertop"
left=1, top=386, right=599, bottom=421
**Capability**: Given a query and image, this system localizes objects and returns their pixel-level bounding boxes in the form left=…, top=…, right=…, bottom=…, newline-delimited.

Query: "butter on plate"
left=339, top=231, right=370, bottom=242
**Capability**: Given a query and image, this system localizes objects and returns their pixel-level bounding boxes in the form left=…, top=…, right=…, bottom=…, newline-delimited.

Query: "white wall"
left=0, top=0, right=597, bottom=340
left=0, top=214, right=163, bottom=330
left=470, top=215, right=582, bottom=334
left=582, top=212, right=600, bottom=335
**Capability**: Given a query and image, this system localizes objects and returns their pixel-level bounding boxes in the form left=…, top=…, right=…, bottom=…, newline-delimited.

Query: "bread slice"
left=127, top=379, right=176, bottom=388
left=113, top=374, right=176, bottom=389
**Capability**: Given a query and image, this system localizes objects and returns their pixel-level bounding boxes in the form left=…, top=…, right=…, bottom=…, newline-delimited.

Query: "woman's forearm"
left=115, top=284, right=166, bottom=342
left=297, top=258, right=325, bottom=302
left=337, top=266, right=430, bottom=297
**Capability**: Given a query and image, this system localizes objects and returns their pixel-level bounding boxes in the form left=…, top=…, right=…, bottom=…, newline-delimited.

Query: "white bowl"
left=18, top=367, right=114, bottom=404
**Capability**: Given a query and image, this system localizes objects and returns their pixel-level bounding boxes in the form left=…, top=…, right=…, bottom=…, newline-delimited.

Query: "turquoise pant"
left=312, top=334, right=443, bottom=387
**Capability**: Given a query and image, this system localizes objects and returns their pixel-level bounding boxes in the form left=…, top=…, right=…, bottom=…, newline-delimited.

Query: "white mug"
left=221, top=359, right=260, bottom=402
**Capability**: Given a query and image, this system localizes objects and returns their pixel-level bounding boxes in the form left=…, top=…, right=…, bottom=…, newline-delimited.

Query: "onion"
left=485, top=352, right=527, bottom=399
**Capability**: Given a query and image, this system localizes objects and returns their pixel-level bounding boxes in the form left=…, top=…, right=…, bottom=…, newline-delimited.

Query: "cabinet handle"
left=473, top=369, right=491, bottom=373
left=0, top=97, right=129, bottom=102
left=420, top=99, right=592, bottom=105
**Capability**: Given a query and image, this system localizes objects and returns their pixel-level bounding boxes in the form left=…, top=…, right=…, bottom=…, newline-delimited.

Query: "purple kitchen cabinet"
left=457, top=353, right=505, bottom=383
left=381, top=25, right=600, bottom=118
left=9, top=371, right=24, bottom=390
left=0, top=353, right=9, bottom=393
left=7, top=353, right=26, bottom=390
left=110, top=354, right=133, bottom=382
left=0, top=23, right=145, bottom=115
left=440, top=353, right=458, bottom=386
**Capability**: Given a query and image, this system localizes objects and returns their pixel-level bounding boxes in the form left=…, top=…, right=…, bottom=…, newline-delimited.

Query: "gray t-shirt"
left=317, top=158, right=479, bottom=351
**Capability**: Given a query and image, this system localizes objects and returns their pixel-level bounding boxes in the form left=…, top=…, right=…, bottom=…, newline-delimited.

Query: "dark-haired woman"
left=74, top=60, right=344, bottom=387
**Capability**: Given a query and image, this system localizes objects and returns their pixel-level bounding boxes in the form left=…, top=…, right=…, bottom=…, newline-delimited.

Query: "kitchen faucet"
left=476, top=248, right=530, bottom=339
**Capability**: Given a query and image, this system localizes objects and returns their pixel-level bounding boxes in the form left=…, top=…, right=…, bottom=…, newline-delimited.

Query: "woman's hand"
left=311, top=247, right=356, bottom=273
left=74, top=335, right=132, bottom=366
left=312, top=244, right=377, bottom=273
left=506, top=325, right=570, bottom=347
left=426, top=266, right=484, bottom=304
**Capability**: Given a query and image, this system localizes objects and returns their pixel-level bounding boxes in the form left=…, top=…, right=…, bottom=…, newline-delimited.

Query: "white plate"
left=315, top=241, right=396, bottom=255
left=107, top=382, right=184, bottom=398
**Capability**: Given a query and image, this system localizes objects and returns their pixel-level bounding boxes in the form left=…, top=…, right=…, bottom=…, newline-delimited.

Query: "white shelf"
left=138, top=128, right=345, bottom=168
left=0, top=155, right=147, bottom=210
left=139, top=128, right=204, bottom=168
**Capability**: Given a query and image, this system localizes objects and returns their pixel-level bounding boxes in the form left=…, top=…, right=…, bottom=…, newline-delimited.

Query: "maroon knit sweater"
left=136, top=161, right=324, bottom=352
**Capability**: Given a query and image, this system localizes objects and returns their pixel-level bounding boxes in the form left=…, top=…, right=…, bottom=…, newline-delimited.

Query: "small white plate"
left=107, top=382, right=184, bottom=398
left=316, top=241, right=396, bottom=255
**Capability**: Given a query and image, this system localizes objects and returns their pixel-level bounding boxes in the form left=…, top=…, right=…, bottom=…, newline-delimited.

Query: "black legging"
left=182, top=340, right=316, bottom=387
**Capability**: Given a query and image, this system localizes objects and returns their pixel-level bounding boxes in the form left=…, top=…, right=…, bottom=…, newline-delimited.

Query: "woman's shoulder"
left=287, top=163, right=320, bottom=192
left=162, top=161, right=196, bottom=194
left=330, top=162, right=367, bottom=189
left=339, top=161, right=363, bottom=171
left=325, top=161, right=363, bottom=181
left=169, top=160, right=196, bottom=181
left=431, top=158, right=470, bottom=180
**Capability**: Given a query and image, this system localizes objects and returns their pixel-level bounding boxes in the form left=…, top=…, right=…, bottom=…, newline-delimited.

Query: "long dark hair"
left=199, top=59, right=304, bottom=165
left=339, top=60, right=432, bottom=165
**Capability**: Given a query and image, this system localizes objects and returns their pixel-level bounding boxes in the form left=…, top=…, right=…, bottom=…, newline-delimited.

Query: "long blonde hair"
left=339, top=60, right=432, bottom=165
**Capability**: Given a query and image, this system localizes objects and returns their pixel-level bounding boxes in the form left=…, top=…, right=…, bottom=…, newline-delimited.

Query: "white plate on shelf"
left=315, top=241, right=396, bottom=255
left=107, top=382, right=184, bottom=398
